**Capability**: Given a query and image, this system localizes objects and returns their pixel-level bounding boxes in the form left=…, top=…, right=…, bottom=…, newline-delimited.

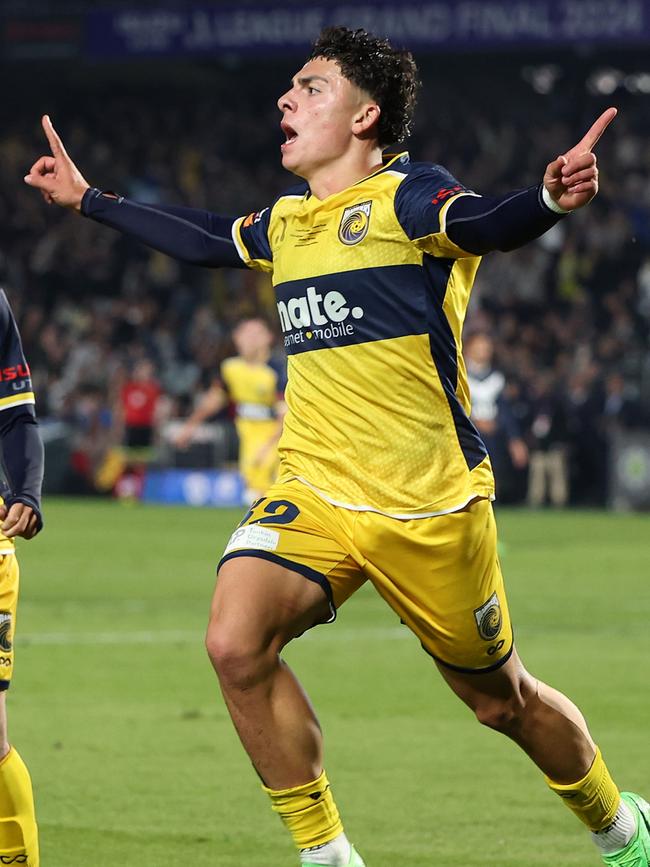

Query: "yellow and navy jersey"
left=220, top=355, right=285, bottom=423
left=230, top=152, right=494, bottom=517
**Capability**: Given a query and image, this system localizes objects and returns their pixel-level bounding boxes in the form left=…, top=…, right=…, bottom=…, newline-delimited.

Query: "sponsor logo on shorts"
left=0, top=613, right=12, bottom=653
left=473, top=592, right=502, bottom=641
left=0, top=855, right=28, bottom=864
left=224, top=524, right=280, bottom=555
left=338, top=201, right=372, bottom=246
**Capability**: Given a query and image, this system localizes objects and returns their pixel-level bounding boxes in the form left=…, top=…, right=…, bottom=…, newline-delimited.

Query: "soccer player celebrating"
left=0, top=289, right=44, bottom=865
left=25, top=26, right=648, bottom=867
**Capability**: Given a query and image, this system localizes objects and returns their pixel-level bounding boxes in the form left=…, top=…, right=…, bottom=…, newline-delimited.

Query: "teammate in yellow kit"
left=174, top=318, right=286, bottom=502
left=26, top=24, right=648, bottom=867
left=0, top=290, right=44, bottom=866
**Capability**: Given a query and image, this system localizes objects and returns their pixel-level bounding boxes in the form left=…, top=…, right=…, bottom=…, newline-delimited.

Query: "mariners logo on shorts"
left=338, top=201, right=372, bottom=246
left=473, top=593, right=502, bottom=641
left=0, top=612, right=12, bottom=653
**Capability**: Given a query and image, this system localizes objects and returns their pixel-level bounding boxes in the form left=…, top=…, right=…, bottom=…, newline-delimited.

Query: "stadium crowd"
left=0, top=53, right=648, bottom=504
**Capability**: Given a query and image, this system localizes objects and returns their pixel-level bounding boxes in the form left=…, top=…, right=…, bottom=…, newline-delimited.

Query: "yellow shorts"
left=219, top=480, right=513, bottom=673
left=0, top=553, right=18, bottom=690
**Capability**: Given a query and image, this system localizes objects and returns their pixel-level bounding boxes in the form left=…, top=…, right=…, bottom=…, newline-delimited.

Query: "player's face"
left=466, top=335, right=494, bottom=367
left=277, top=57, right=367, bottom=179
left=233, top=320, right=272, bottom=359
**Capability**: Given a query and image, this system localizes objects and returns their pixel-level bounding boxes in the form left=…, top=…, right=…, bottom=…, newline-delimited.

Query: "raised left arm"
left=543, top=107, right=617, bottom=212
left=444, top=107, right=617, bottom=256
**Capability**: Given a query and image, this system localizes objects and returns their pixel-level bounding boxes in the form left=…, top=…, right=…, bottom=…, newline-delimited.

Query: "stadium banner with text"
left=142, top=468, right=245, bottom=507
left=86, top=1, right=650, bottom=57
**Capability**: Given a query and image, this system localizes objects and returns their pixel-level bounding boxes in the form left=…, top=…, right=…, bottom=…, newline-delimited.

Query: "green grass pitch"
left=10, top=500, right=650, bottom=866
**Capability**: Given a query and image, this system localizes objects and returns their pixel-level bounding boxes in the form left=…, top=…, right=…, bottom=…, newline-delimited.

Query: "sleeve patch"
left=431, top=185, right=465, bottom=206
left=243, top=208, right=269, bottom=229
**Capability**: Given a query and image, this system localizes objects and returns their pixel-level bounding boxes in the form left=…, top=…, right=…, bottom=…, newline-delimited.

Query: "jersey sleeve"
left=0, top=292, right=43, bottom=528
left=394, top=164, right=479, bottom=259
left=82, top=190, right=245, bottom=269
left=231, top=207, right=273, bottom=274
left=0, top=292, right=35, bottom=412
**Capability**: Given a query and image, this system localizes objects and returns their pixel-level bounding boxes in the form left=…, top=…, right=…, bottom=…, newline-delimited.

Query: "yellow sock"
left=263, top=770, right=344, bottom=850
left=0, top=747, right=39, bottom=865
left=545, top=747, right=621, bottom=832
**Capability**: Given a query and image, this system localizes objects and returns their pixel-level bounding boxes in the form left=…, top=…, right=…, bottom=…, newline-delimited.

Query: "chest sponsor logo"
left=338, top=201, right=372, bottom=246
left=276, top=286, right=364, bottom=348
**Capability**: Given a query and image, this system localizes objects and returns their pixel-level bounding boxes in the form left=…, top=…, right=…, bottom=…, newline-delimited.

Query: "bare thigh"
left=208, top=556, right=332, bottom=659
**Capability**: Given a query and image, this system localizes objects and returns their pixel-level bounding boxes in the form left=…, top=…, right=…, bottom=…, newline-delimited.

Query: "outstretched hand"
left=543, top=107, right=617, bottom=212
left=24, top=115, right=90, bottom=211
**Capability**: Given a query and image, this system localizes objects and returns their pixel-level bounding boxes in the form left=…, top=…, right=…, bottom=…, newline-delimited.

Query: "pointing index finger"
left=578, top=107, right=617, bottom=153
left=42, top=114, right=67, bottom=158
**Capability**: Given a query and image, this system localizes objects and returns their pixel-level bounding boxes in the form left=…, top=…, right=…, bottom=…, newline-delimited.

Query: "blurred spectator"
left=65, top=384, right=120, bottom=494
left=465, top=332, right=528, bottom=502
left=523, top=372, right=570, bottom=508
left=602, top=371, right=645, bottom=432
left=118, top=358, right=165, bottom=449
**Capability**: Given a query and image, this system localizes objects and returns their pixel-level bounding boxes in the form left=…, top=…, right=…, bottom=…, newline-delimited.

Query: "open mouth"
left=281, top=122, right=298, bottom=148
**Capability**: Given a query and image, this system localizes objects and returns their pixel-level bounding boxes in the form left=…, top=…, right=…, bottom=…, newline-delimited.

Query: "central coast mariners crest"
left=473, top=592, right=502, bottom=641
left=0, top=612, right=12, bottom=653
left=338, top=201, right=372, bottom=245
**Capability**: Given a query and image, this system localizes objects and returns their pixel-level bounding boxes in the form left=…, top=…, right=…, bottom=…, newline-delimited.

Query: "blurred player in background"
left=174, top=317, right=286, bottom=503
left=0, top=289, right=44, bottom=866
left=24, top=24, right=648, bottom=867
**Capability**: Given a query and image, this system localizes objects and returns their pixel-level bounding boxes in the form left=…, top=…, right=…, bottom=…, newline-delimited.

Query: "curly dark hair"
left=309, top=26, right=420, bottom=148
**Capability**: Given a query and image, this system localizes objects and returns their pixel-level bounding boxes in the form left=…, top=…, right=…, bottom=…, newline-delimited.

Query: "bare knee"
left=205, top=620, right=280, bottom=691
left=470, top=668, right=541, bottom=736
left=473, top=690, right=529, bottom=734
left=439, top=653, right=538, bottom=737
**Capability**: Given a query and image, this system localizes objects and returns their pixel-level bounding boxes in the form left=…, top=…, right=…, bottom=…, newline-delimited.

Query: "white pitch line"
left=17, top=626, right=410, bottom=647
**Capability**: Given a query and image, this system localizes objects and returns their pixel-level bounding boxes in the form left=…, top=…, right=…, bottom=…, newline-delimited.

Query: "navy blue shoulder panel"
left=394, top=162, right=471, bottom=241
left=239, top=181, right=309, bottom=263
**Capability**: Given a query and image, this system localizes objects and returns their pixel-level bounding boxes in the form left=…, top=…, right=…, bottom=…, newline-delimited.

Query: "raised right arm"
left=81, top=191, right=244, bottom=268
left=24, top=115, right=245, bottom=269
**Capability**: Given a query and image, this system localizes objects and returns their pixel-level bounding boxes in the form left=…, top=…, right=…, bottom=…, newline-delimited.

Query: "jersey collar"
left=304, top=151, right=410, bottom=203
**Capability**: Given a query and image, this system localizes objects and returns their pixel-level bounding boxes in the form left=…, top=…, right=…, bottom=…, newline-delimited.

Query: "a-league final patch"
left=473, top=592, right=502, bottom=641
left=223, top=523, right=280, bottom=555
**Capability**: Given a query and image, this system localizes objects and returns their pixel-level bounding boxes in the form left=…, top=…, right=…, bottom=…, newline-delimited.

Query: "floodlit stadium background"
left=2, top=3, right=649, bottom=867
left=1, top=0, right=649, bottom=510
